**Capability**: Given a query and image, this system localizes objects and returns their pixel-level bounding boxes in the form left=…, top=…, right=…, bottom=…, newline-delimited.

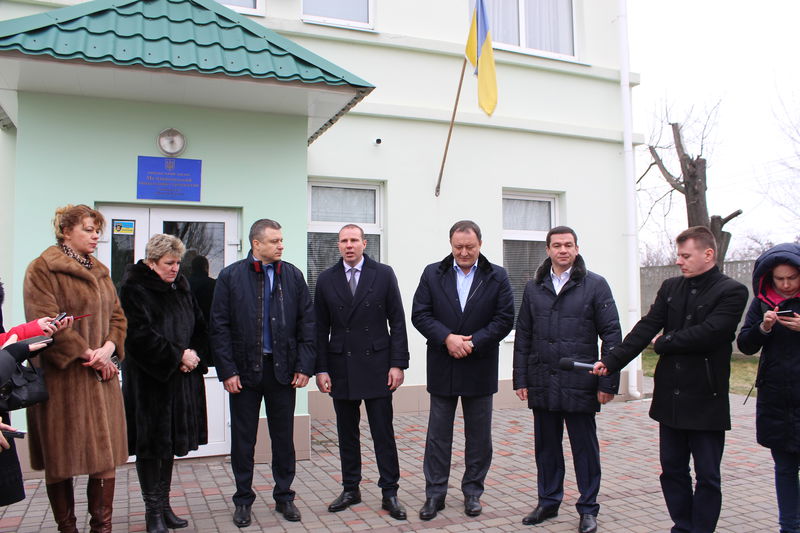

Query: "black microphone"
left=558, top=358, right=595, bottom=371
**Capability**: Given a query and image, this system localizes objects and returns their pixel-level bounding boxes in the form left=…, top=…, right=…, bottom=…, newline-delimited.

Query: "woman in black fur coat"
left=119, top=235, right=209, bottom=533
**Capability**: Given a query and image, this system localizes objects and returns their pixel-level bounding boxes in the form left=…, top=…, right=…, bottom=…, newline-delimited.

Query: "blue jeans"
left=772, top=448, right=800, bottom=533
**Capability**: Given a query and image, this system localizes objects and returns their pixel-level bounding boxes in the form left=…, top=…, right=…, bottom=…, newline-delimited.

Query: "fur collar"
left=436, top=253, right=493, bottom=275
left=38, top=246, right=109, bottom=283
left=122, top=260, right=190, bottom=293
left=534, top=254, right=587, bottom=284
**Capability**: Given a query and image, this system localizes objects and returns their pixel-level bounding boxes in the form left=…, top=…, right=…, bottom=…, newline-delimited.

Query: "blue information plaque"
left=137, top=156, right=202, bottom=202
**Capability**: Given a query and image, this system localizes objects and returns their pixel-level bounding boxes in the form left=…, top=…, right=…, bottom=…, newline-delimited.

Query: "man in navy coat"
left=513, top=226, right=621, bottom=533
left=314, top=224, right=410, bottom=520
left=411, top=220, right=514, bottom=520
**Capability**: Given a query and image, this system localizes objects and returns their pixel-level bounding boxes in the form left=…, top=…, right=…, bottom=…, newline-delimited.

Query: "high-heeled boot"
left=87, top=477, right=115, bottom=533
left=136, top=458, right=168, bottom=533
left=159, top=457, right=188, bottom=528
left=45, top=478, right=78, bottom=533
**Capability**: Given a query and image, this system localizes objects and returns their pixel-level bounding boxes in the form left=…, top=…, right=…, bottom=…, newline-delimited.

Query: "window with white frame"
left=302, top=0, right=373, bottom=30
left=307, top=182, right=382, bottom=296
left=502, top=194, right=556, bottom=325
left=470, top=0, right=575, bottom=57
left=219, top=0, right=263, bottom=15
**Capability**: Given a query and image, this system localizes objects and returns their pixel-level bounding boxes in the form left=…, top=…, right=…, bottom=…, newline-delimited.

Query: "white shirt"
left=550, top=266, right=572, bottom=295
left=344, top=257, right=365, bottom=285
left=454, top=259, right=478, bottom=311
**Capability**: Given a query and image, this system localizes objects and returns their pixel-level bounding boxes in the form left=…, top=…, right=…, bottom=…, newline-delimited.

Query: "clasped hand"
left=81, top=342, right=117, bottom=381
left=179, top=349, right=201, bottom=373
left=445, top=333, right=473, bottom=359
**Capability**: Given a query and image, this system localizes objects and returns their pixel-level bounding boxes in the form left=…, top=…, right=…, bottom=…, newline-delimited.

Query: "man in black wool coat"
left=594, top=226, right=748, bottom=533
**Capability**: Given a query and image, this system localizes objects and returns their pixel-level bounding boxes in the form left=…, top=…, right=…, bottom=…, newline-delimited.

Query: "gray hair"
left=145, top=234, right=186, bottom=262
left=249, top=219, right=282, bottom=245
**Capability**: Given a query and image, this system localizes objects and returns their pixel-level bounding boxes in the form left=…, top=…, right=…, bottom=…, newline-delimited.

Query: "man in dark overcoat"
left=411, top=220, right=514, bottom=521
left=314, top=224, right=409, bottom=520
left=211, top=219, right=315, bottom=527
left=593, top=226, right=748, bottom=533
left=512, top=226, right=621, bottom=533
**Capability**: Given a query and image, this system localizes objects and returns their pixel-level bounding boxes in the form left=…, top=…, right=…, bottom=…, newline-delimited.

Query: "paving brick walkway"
left=0, top=385, right=775, bottom=532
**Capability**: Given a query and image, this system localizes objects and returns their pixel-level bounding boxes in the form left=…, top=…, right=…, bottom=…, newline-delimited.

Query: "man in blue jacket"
left=411, top=220, right=514, bottom=521
left=210, top=219, right=315, bottom=527
left=512, top=226, right=621, bottom=533
left=315, top=224, right=409, bottom=520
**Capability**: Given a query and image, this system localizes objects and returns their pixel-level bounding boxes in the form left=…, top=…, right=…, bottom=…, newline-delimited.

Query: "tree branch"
left=649, top=145, right=686, bottom=194
left=639, top=188, right=675, bottom=229
left=671, top=122, right=689, bottom=162
left=637, top=161, right=657, bottom=184
left=720, top=209, right=743, bottom=227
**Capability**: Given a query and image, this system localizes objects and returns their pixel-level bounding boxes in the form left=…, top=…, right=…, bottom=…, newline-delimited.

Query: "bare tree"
left=643, top=117, right=742, bottom=266
left=766, top=96, right=800, bottom=222
left=726, top=233, right=776, bottom=261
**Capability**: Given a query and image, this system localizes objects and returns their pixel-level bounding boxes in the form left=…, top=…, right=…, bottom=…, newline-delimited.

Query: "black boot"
left=159, top=457, right=188, bottom=528
left=136, top=458, right=168, bottom=533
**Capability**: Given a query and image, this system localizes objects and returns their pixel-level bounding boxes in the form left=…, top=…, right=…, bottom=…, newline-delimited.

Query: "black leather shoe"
left=328, top=490, right=361, bottom=512
left=419, top=497, right=445, bottom=521
left=381, top=496, right=407, bottom=520
left=579, top=513, right=597, bottom=533
left=275, top=500, right=301, bottom=522
left=232, top=504, right=251, bottom=528
left=522, top=505, right=559, bottom=525
left=464, top=495, right=482, bottom=517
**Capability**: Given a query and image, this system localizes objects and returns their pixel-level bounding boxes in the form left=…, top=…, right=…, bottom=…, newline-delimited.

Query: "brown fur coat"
left=23, top=246, right=128, bottom=480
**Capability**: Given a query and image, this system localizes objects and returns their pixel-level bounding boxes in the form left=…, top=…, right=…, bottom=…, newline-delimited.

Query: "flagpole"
left=435, top=57, right=468, bottom=197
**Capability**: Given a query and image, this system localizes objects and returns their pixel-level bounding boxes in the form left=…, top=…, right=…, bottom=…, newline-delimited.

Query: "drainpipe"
left=617, top=0, right=642, bottom=399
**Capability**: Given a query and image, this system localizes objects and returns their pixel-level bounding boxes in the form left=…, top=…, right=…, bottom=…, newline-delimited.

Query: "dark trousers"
left=533, top=409, right=601, bottom=516
left=423, top=393, right=493, bottom=499
left=659, top=424, right=725, bottom=533
left=229, top=363, right=296, bottom=505
left=771, top=448, right=800, bottom=533
left=333, top=396, right=400, bottom=496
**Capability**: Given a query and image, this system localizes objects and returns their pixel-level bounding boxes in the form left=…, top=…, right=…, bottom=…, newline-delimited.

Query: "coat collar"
left=534, top=254, right=587, bottom=285
left=436, top=252, right=493, bottom=275
left=40, top=245, right=109, bottom=284
left=246, top=250, right=282, bottom=275
left=121, top=260, right=190, bottom=293
left=332, top=254, right=377, bottom=313
left=434, top=253, right=492, bottom=318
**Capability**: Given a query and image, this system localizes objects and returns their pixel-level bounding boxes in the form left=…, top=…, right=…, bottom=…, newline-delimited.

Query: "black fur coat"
left=119, top=261, right=209, bottom=458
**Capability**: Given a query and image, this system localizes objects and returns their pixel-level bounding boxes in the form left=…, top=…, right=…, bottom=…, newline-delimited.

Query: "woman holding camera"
left=119, top=234, right=208, bottom=533
left=738, top=243, right=800, bottom=533
left=24, top=204, right=128, bottom=532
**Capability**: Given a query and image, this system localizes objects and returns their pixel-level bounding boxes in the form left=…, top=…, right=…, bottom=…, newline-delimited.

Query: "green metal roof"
left=0, top=0, right=373, bottom=88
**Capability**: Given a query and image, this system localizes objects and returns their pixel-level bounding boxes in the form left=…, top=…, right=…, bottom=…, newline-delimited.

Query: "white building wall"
left=265, top=0, right=639, bottom=389
left=0, top=0, right=639, bottom=395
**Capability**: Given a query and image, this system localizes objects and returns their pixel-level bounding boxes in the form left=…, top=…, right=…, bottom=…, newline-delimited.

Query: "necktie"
left=349, top=268, right=358, bottom=295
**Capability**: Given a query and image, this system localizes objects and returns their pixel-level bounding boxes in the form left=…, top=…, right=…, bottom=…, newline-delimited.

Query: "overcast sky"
left=628, top=0, right=800, bottom=257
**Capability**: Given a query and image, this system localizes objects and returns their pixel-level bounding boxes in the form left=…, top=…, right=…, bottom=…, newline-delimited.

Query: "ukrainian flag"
left=465, top=0, right=497, bottom=116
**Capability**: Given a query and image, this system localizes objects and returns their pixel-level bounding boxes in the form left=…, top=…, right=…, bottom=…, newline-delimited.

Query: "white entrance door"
left=97, top=205, right=240, bottom=458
